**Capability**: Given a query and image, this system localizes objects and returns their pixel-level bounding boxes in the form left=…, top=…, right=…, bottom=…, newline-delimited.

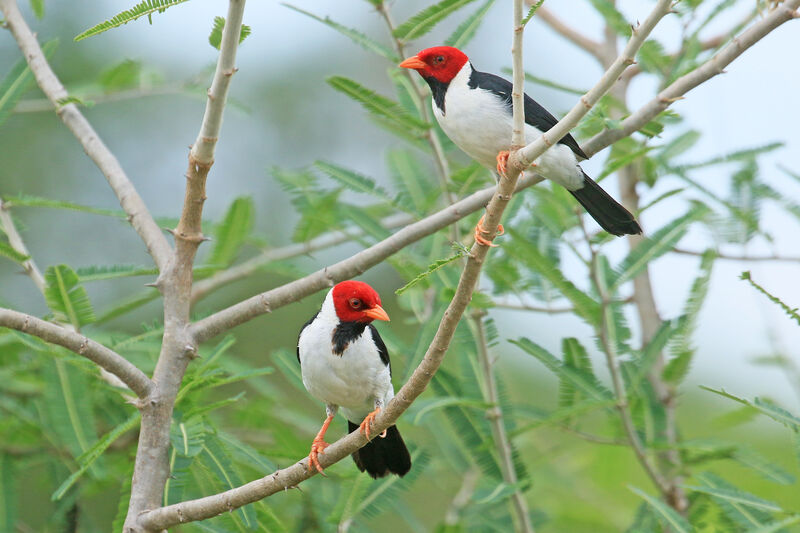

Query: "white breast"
left=433, top=64, right=584, bottom=190
left=298, top=292, right=394, bottom=422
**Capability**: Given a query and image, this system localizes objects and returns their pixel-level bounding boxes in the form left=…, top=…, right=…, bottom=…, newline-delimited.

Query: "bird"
left=296, top=280, right=412, bottom=478
left=399, top=46, right=641, bottom=246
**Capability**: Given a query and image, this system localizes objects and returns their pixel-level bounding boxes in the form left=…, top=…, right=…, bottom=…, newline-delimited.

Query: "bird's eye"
left=434, top=55, right=445, bottom=64
left=349, top=298, right=362, bottom=309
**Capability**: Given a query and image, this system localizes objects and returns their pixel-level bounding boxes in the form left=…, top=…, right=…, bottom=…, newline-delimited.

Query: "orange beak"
left=399, top=55, right=426, bottom=70
left=363, top=305, right=390, bottom=322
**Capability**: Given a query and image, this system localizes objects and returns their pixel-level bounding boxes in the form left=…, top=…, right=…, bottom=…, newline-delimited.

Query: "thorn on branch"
left=659, top=95, right=685, bottom=103
left=223, top=67, right=239, bottom=77
left=183, top=344, right=198, bottom=359
left=580, top=96, right=592, bottom=109
left=201, top=136, right=218, bottom=144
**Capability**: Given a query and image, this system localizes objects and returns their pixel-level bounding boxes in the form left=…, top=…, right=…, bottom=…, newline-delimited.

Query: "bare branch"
left=191, top=212, right=415, bottom=304
left=514, top=0, right=674, bottom=170
left=0, top=308, right=153, bottom=398
left=124, top=1, right=247, bottom=530
left=536, top=7, right=604, bottom=61
left=582, top=0, right=800, bottom=157
left=672, top=248, right=800, bottom=262
left=0, top=0, right=172, bottom=271
left=0, top=197, right=45, bottom=293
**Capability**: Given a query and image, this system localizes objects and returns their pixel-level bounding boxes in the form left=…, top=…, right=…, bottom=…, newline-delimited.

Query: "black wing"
left=367, top=324, right=391, bottom=374
left=296, top=311, right=319, bottom=364
left=468, top=68, right=588, bottom=160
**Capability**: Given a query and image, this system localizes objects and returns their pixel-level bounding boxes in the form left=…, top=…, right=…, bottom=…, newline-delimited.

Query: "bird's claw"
left=474, top=214, right=504, bottom=247
left=496, top=150, right=510, bottom=177
left=359, top=407, right=381, bottom=441
left=308, top=438, right=330, bottom=475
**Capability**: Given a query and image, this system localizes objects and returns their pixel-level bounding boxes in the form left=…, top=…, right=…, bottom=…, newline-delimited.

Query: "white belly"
left=434, top=71, right=584, bottom=190
left=299, top=321, right=393, bottom=422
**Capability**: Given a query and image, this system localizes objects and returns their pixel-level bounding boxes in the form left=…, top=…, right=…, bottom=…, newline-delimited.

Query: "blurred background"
left=1, top=0, right=799, bottom=531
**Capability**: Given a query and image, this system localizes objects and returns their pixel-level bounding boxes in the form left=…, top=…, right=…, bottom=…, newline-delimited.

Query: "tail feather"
left=348, top=421, right=411, bottom=479
left=570, top=171, right=641, bottom=236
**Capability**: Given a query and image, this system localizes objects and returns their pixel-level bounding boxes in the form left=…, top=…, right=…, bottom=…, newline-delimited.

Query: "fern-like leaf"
left=44, top=265, right=96, bottom=329
left=207, top=16, right=251, bottom=50
left=74, top=0, right=192, bottom=41
left=445, top=0, right=495, bottom=49
left=327, top=76, right=430, bottom=133
left=0, top=41, right=56, bottom=126
left=209, top=196, right=254, bottom=267
left=393, top=0, right=478, bottom=41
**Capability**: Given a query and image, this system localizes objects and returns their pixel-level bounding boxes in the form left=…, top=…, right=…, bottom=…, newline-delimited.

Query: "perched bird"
left=297, top=280, right=411, bottom=478
left=399, top=46, right=641, bottom=245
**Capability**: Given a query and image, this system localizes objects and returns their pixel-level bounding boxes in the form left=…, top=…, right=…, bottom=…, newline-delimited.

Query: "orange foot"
left=474, top=214, right=505, bottom=247
left=308, top=413, right=334, bottom=474
left=308, top=438, right=330, bottom=475
left=359, top=407, right=386, bottom=441
left=496, top=150, right=510, bottom=177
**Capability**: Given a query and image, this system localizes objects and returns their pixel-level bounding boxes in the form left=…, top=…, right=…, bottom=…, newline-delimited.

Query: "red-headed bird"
left=297, top=280, right=411, bottom=478
left=400, top=46, right=641, bottom=245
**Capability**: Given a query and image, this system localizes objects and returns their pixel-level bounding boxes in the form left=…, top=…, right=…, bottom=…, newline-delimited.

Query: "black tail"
left=570, top=171, right=641, bottom=236
left=348, top=421, right=411, bottom=479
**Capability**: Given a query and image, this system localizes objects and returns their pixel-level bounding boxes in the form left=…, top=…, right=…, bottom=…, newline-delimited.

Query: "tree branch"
left=513, top=0, right=674, bottom=171
left=582, top=0, right=800, bottom=157
left=0, top=308, right=153, bottom=398
left=190, top=212, right=415, bottom=304
left=0, top=197, right=45, bottom=293
left=0, top=0, right=172, bottom=271
left=124, top=1, right=247, bottom=530
left=536, top=7, right=604, bottom=61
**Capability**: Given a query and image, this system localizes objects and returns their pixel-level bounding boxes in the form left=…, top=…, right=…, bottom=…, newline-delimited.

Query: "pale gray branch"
left=582, top=0, right=800, bottom=157
left=0, top=197, right=45, bottom=293
left=0, top=0, right=172, bottom=271
left=0, top=308, right=152, bottom=398
left=536, top=7, right=604, bottom=61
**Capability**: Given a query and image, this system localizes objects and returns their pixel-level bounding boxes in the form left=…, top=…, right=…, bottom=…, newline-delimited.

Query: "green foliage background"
left=1, top=0, right=800, bottom=531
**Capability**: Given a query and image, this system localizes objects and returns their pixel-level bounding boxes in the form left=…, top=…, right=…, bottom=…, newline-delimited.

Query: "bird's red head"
left=331, top=281, right=390, bottom=323
left=399, top=46, right=469, bottom=84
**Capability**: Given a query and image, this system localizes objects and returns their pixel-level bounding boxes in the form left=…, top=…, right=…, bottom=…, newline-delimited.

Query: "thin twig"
left=582, top=0, right=800, bottom=157
left=0, top=197, right=45, bottom=293
left=672, top=248, right=800, bottom=262
left=0, top=0, right=172, bottom=271
left=0, top=308, right=152, bottom=398
left=469, top=309, right=534, bottom=533
left=536, top=7, right=604, bottom=61
left=123, top=1, right=247, bottom=530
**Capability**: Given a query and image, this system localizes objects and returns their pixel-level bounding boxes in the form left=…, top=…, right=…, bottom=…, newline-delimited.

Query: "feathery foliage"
left=74, top=0, right=192, bottom=41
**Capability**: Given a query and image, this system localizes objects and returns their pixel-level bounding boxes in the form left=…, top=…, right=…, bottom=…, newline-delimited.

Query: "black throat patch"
left=423, top=76, right=449, bottom=115
left=331, top=321, right=368, bottom=356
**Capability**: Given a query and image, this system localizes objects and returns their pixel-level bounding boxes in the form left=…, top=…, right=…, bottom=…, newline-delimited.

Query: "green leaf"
left=396, top=245, right=469, bottom=295
left=75, top=0, right=192, bottom=41
left=0, top=40, right=57, bottom=126
left=386, top=149, right=437, bottom=213
left=0, top=454, right=15, bottom=532
left=44, top=265, right=96, bottom=328
left=637, top=39, right=671, bottom=74
left=209, top=196, right=254, bottom=267
left=612, top=206, right=710, bottom=290
left=629, top=485, right=691, bottom=533
left=326, top=76, right=430, bottom=133
left=740, top=271, right=800, bottom=327
left=687, top=472, right=777, bottom=528
left=630, top=318, right=680, bottom=388
left=207, top=16, right=252, bottom=50
left=511, top=338, right=611, bottom=402
left=393, top=0, right=478, bottom=41
left=588, top=0, right=630, bottom=36
left=521, top=0, right=545, bottom=26
left=314, top=161, right=394, bottom=203
left=75, top=264, right=158, bottom=282
left=559, top=337, right=597, bottom=410
left=411, top=397, right=493, bottom=424
left=283, top=5, right=398, bottom=61
left=701, top=387, right=800, bottom=430
left=29, top=0, right=45, bottom=19
left=198, top=437, right=257, bottom=528
left=506, top=229, right=601, bottom=326
left=42, top=360, right=99, bottom=465
left=95, top=289, right=159, bottom=324
left=749, top=516, right=800, bottom=533
left=660, top=130, right=701, bottom=160
left=97, top=59, right=143, bottom=91
left=3, top=193, right=126, bottom=218
left=52, top=411, right=140, bottom=501
left=445, top=0, right=495, bottom=48
left=0, top=241, right=29, bottom=264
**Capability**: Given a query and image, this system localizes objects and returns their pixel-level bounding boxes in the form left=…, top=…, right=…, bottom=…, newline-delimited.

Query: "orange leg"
left=496, top=150, right=510, bottom=177
left=474, top=214, right=505, bottom=247
left=359, top=407, right=387, bottom=441
left=308, top=413, right=334, bottom=475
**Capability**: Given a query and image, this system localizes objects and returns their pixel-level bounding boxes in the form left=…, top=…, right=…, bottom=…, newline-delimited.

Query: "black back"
left=468, top=68, right=588, bottom=160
